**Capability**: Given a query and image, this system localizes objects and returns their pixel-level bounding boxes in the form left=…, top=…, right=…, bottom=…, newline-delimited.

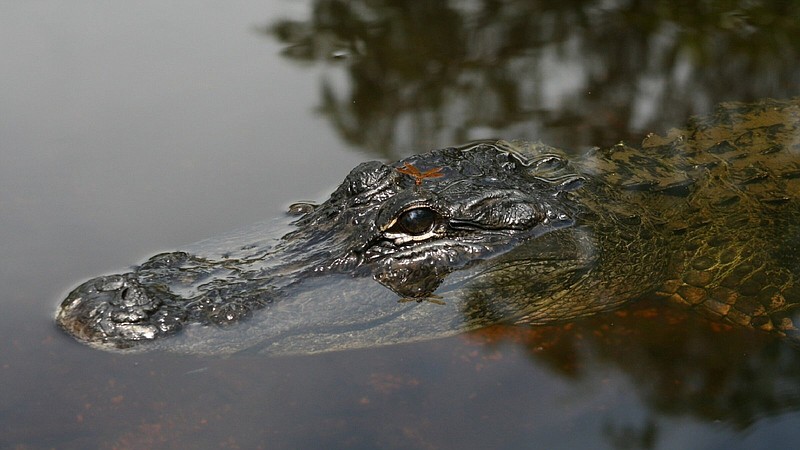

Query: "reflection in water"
left=264, top=0, right=800, bottom=158
left=259, top=1, right=800, bottom=446
left=465, top=297, right=800, bottom=446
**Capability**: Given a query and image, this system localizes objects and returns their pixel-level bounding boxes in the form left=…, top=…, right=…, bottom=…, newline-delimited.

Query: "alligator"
left=56, top=98, right=800, bottom=355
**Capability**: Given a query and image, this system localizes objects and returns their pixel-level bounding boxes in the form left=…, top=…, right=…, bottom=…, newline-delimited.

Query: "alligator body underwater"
left=57, top=98, right=800, bottom=355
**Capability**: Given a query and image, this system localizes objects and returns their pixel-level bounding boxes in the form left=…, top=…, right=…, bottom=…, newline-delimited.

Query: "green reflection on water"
left=263, top=0, right=800, bottom=158
left=258, top=1, right=800, bottom=447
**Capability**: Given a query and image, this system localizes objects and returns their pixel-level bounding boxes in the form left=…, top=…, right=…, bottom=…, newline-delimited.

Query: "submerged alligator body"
left=57, top=98, right=800, bottom=354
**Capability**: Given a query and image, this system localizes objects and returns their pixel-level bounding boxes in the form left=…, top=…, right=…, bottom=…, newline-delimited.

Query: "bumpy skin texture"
left=642, top=102, right=800, bottom=336
left=473, top=99, right=800, bottom=339
left=56, top=98, right=800, bottom=351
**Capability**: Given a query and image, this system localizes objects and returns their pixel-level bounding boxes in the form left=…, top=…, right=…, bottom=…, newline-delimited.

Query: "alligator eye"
left=391, top=207, right=438, bottom=235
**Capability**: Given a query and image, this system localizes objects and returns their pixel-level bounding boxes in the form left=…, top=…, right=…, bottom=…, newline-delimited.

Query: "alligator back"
left=579, top=98, right=800, bottom=337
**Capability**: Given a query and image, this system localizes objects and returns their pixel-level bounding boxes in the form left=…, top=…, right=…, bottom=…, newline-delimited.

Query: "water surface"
left=2, top=1, right=800, bottom=448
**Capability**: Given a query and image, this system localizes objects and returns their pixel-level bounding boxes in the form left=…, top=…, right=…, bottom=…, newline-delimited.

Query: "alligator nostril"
left=120, top=287, right=129, bottom=299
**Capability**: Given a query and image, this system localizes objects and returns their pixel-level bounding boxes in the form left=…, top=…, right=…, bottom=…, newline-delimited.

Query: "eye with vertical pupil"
left=391, top=207, right=438, bottom=235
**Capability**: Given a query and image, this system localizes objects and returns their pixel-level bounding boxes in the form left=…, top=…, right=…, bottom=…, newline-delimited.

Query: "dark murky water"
left=2, top=1, right=800, bottom=448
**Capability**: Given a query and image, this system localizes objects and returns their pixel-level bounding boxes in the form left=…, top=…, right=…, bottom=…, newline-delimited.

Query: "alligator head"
left=56, top=141, right=586, bottom=353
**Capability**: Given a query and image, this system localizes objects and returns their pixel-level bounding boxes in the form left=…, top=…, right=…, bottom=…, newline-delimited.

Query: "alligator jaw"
left=55, top=141, right=585, bottom=352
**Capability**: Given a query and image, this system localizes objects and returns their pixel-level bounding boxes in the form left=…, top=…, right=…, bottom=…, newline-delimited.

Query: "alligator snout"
left=56, top=274, right=185, bottom=349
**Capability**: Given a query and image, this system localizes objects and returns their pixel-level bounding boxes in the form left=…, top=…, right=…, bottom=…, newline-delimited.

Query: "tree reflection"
left=465, top=297, right=800, bottom=446
left=264, top=0, right=800, bottom=158
left=262, top=1, right=800, bottom=444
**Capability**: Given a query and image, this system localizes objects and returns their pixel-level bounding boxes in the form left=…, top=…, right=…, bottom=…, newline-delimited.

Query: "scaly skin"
left=56, top=98, right=800, bottom=353
left=643, top=100, right=800, bottom=336
left=500, top=98, right=800, bottom=336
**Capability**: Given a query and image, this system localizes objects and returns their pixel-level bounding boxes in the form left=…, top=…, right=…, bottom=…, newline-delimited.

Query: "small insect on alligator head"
left=291, top=141, right=583, bottom=298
